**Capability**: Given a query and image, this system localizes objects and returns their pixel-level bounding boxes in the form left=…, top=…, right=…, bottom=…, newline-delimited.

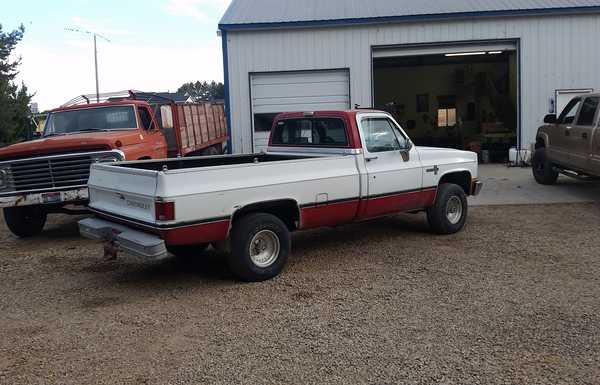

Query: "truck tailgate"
left=87, top=164, right=158, bottom=224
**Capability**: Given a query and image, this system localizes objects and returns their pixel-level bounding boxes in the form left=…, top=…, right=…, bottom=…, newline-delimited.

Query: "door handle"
left=582, top=132, right=589, bottom=139
left=365, top=156, right=379, bottom=162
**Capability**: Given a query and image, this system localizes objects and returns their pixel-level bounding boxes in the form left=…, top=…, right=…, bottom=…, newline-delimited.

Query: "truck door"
left=569, top=96, right=599, bottom=171
left=357, top=114, right=423, bottom=218
left=549, top=97, right=582, bottom=168
left=138, top=106, right=168, bottom=159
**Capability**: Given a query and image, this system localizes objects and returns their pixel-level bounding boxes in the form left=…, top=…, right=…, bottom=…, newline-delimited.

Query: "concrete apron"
left=469, top=164, right=600, bottom=206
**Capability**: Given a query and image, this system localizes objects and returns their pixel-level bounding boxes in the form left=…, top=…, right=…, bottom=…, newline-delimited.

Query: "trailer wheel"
left=3, top=206, right=47, bottom=238
left=228, top=213, right=290, bottom=282
left=427, top=184, right=468, bottom=235
left=167, top=243, right=209, bottom=258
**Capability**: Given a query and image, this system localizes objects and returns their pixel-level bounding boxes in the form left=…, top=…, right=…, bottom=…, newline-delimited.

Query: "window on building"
left=576, top=97, right=599, bottom=126
left=271, top=118, right=349, bottom=147
left=437, top=95, right=457, bottom=127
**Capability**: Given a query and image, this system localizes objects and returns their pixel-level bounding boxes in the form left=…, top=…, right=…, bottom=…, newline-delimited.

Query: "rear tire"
left=3, top=206, right=47, bottom=238
left=427, top=184, right=468, bottom=235
left=532, top=148, right=559, bottom=185
left=227, top=213, right=290, bottom=282
left=167, top=243, right=209, bottom=258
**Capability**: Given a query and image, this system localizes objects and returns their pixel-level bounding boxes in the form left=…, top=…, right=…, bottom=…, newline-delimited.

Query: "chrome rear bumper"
left=78, top=217, right=168, bottom=260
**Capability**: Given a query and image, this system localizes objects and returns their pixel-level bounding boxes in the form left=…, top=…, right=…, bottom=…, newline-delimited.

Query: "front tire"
left=427, top=184, right=468, bottom=235
left=227, top=213, right=290, bottom=282
left=3, top=206, right=47, bottom=238
left=532, top=148, right=559, bottom=185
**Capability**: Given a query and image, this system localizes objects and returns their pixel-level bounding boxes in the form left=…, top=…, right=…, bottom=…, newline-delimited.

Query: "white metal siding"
left=250, top=70, right=350, bottom=151
left=225, top=14, right=600, bottom=153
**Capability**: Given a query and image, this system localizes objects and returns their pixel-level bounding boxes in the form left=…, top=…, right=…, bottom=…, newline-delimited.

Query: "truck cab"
left=533, top=94, right=600, bottom=184
left=0, top=93, right=227, bottom=238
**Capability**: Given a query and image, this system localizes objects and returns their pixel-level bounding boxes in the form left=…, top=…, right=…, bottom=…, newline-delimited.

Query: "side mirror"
left=544, top=114, right=557, bottom=124
left=399, top=141, right=412, bottom=161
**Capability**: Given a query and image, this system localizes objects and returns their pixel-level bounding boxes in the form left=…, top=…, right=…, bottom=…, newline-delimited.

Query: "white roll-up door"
left=250, top=70, right=350, bottom=152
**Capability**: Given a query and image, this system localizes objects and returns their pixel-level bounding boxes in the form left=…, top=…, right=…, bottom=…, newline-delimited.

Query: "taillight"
left=155, top=201, right=175, bottom=221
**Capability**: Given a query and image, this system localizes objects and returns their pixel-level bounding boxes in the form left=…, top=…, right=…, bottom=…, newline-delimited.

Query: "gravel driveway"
left=1, top=204, right=599, bottom=385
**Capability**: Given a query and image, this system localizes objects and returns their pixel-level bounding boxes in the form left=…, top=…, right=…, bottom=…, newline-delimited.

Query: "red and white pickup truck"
left=79, top=110, right=482, bottom=281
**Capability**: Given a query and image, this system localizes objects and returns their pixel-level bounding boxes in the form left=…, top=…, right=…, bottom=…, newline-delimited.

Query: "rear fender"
left=228, top=199, right=301, bottom=236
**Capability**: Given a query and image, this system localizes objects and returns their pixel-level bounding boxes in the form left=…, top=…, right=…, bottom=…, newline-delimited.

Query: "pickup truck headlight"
left=0, top=167, right=12, bottom=191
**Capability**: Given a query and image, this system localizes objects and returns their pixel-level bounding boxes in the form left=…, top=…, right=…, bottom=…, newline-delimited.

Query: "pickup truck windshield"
left=44, top=106, right=137, bottom=136
left=271, top=118, right=348, bottom=147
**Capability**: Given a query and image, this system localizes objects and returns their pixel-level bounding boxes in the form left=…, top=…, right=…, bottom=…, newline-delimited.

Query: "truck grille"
left=2, top=151, right=124, bottom=194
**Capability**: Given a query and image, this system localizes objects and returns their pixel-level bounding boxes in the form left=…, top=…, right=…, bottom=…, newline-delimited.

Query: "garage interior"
left=373, top=44, right=518, bottom=163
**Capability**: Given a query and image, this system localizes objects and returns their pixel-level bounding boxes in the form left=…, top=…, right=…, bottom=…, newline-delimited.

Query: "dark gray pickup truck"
left=533, top=93, right=600, bottom=184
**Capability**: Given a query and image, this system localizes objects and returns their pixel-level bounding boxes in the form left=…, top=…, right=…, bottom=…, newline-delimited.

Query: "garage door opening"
left=373, top=43, right=519, bottom=163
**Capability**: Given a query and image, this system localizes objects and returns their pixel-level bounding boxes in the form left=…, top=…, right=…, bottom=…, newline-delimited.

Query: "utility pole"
left=65, top=28, right=110, bottom=102
left=93, top=34, right=99, bottom=102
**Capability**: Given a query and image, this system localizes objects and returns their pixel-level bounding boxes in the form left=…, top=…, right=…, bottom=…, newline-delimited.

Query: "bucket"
left=509, top=147, right=518, bottom=164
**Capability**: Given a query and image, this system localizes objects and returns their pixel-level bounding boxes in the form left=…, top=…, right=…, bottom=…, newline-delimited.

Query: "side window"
left=271, top=118, right=349, bottom=147
left=361, top=118, right=404, bottom=153
left=576, top=97, right=599, bottom=126
left=558, top=98, right=582, bottom=125
left=138, top=107, right=153, bottom=130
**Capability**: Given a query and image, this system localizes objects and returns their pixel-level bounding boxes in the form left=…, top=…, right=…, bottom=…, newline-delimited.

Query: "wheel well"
left=231, top=200, right=300, bottom=231
left=535, top=138, right=546, bottom=149
left=439, top=171, right=471, bottom=194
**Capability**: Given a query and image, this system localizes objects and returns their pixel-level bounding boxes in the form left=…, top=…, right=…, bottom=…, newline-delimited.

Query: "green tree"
left=0, top=24, right=33, bottom=144
left=178, top=80, right=224, bottom=102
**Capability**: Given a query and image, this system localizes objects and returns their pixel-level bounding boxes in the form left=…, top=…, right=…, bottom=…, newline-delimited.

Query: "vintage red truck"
left=79, top=109, right=483, bottom=282
left=0, top=92, right=227, bottom=237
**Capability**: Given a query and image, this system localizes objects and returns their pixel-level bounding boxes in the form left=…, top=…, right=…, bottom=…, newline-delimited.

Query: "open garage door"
left=373, top=41, right=519, bottom=163
left=250, top=70, right=350, bottom=152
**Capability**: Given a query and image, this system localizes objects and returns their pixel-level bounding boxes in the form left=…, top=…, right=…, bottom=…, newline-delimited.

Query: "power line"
left=64, top=27, right=111, bottom=102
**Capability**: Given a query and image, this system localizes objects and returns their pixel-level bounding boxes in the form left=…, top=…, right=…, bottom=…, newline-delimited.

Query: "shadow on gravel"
left=291, top=213, right=431, bottom=254
left=67, top=213, right=433, bottom=291
left=109, top=251, right=234, bottom=287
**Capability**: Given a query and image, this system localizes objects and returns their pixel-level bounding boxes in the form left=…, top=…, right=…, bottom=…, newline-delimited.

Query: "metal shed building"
left=219, top=0, right=600, bottom=157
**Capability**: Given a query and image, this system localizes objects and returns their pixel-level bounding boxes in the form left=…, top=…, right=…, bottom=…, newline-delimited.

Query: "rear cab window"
left=271, top=118, right=349, bottom=147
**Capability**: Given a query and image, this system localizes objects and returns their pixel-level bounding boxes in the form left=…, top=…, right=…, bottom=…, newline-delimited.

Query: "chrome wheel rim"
left=446, top=196, right=463, bottom=225
left=249, top=230, right=280, bottom=268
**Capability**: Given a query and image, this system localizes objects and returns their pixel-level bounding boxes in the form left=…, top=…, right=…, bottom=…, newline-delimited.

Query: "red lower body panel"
left=160, top=220, right=230, bottom=246
left=360, top=188, right=437, bottom=219
left=300, top=200, right=360, bottom=229
left=299, top=188, right=437, bottom=230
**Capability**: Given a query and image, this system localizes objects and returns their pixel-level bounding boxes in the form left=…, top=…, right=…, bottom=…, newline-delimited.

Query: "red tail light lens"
left=155, top=201, right=175, bottom=221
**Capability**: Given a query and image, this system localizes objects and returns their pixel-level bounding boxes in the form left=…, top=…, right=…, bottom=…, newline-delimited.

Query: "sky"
left=4, top=0, right=232, bottom=111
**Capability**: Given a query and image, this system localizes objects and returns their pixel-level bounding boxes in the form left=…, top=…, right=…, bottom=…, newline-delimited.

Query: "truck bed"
left=88, top=153, right=361, bottom=227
